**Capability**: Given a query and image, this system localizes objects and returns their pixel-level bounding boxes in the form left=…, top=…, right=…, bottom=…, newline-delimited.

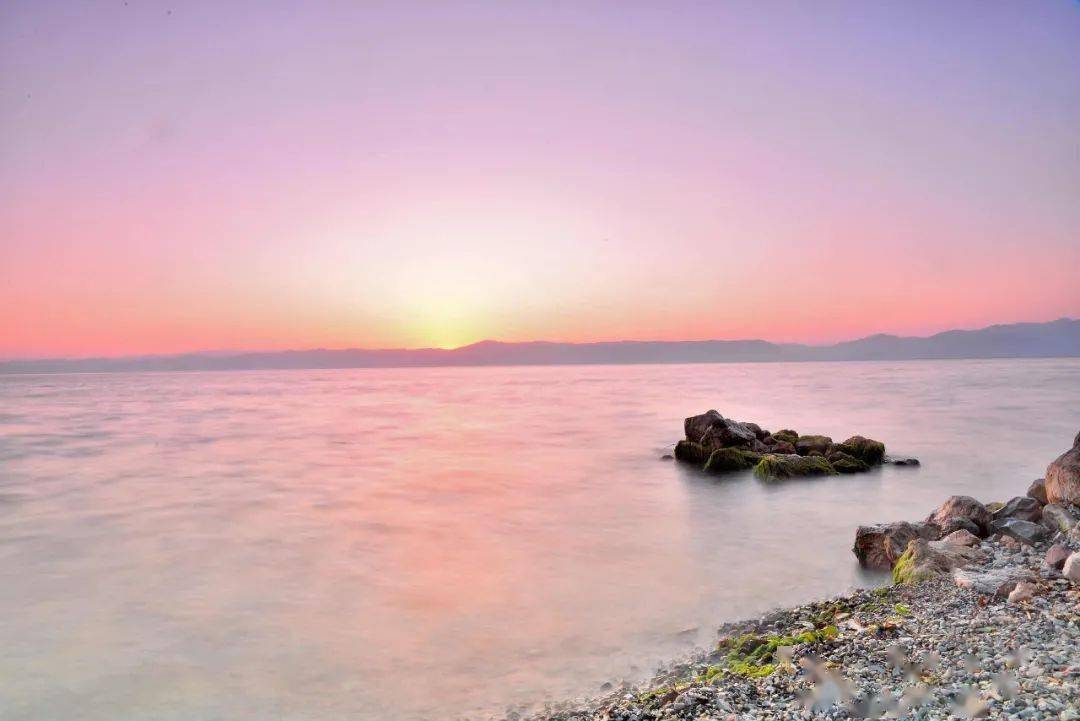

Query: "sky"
left=1, top=1, right=1079, bottom=358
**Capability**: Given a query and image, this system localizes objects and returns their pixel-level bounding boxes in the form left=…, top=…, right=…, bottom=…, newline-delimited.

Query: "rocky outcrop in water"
left=672, top=410, right=905, bottom=480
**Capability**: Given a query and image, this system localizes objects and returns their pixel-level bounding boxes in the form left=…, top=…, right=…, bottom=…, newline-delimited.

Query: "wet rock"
left=831, top=436, right=886, bottom=466
left=926, top=495, right=992, bottom=538
left=886, top=456, right=920, bottom=466
left=826, top=450, right=870, bottom=474
left=1045, top=544, right=1071, bottom=571
left=991, top=496, right=1043, bottom=524
left=1040, top=503, right=1078, bottom=533
left=762, top=437, right=796, bottom=455
left=1063, top=552, right=1080, bottom=583
left=794, top=435, right=832, bottom=456
left=743, top=422, right=769, bottom=441
left=1045, top=429, right=1080, bottom=505
left=942, top=528, right=981, bottom=547
left=769, top=429, right=799, bottom=445
left=659, top=454, right=674, bottom=460
left=892, top=537, right=985, bottom=584
left=703, top=448, right=762, bottom=473
left=853, top=521, right=937, bottom=570
left=700, top=418, right=758, bottom=451
left=684, top=410, right=725, bottom=444
left=752, top=453, right=835, bottom=481
left=1026, top=478, right=1048, bottom=505
left=993, top=518, right=1050, bottom=546
left=674, top=440, right=709, bottom=464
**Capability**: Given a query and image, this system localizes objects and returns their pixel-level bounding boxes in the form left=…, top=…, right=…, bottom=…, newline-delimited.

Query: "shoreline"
left=510, top=442, right=1080, bottom=721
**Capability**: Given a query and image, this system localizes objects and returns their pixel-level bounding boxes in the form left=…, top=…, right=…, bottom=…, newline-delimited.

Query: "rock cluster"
left=673, top=410, right=913, bottom=481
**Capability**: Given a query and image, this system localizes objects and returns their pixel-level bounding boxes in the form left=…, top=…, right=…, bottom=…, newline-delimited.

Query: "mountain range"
left=1, top=318, right=1077, bottom=374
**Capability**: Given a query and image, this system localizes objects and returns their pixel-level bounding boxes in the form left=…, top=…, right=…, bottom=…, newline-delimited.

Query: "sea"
left=0, top=358, right=1077, bottom=720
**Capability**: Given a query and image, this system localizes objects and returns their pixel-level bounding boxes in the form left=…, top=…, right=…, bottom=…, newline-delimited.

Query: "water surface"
left=0, top=359, right=1076, bottom=720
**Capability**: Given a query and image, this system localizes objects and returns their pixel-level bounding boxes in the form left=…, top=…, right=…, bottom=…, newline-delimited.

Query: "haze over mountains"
left=1, top=319, right=1077, bottom=374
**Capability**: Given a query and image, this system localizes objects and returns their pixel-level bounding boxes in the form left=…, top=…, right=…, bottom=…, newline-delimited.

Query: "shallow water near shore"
left=0, top=358, right=1077, bottom=720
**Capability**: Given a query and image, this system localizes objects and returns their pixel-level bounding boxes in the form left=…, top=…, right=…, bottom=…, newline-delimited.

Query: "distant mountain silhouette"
left=1, top=318, right=1077, bottom=374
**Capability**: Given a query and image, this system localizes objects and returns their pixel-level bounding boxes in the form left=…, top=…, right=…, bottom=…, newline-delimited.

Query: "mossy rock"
left=753, top=453, right=837, bottom=481
left=703, top=447, right=762, bottom=473
left=705, top=626, right=839, bottom=680
left=770, top=429, right=799, bottom=445
left=828, top=450, right=870, bottom=474
left=834, top=435, right=886, bottom=465
left=890, top=543, right=939, bottom=585
left=674, top=440, right=709, bottom=464
left=795, top=435, right=833, bottom=456
left=985, top=501, right=1004, bottom=513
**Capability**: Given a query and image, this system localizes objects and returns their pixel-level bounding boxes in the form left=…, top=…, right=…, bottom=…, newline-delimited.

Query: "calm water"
left=0, top=359, right=1077, bottom=720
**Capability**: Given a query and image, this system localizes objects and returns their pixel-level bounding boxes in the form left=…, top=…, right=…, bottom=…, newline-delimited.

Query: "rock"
left=1045, top=430, right=1080, bottom=505
left=1007, top=580, right=1037, bottom=603
left=743, top=422, right=769, bottom=441
left=886, top=456, right=920, bottom=466
left=660, top=454, right=674, bottom=460
left=794, top=435, right=832, bottom=456
left=943, top=528, right=981, bottom=547
left=831, top=436, right=886, bottom=466
left=926, top=496, right=992, bottom=538
left=769, top=429, right=799, bottom=445
left=1063, top=552, right=1080, bottom=583
left=1040, top=503, right=1078, bottom=533
left=1026, top=478, right=1048, bottom=505
left=992, top=496, right=1043, bottom=524
left=853, top=522, right=938, bottom=570
left=892, top=538, right=985, bottom=584
left=674, top=440, right=709, bottom=464
left=826, top=450, right=870, bottom=474
left=954, top=565, right=1032, bottom=597
left=703, top=448, right=762, bottom=473
left=684, top=410, right=724, bottom=444
left=753, top=454, right=836, bottom=481
left=1045, top=544, right=1071, bottom=571
left=993, top=518, right=1050, bottom=546
left=762, top=437, right=796, bottom=455
left=936, top=516, right=982, bottom=538
left=700, top=419, right=758, bottom=451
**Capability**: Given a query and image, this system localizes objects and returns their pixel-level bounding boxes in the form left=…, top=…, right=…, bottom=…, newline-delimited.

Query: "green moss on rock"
left=828, top=450, right=871, bottom=474
left=770, top=429, right=799, bottom=445
left=674, top=440, right=709, bottom=464
left=703, top=447, right=762, bottom=473
left=834, top=435, right=886, bottom=465
left=705, top=626, right=839, bottom=680
left=753, top=454, right=837, bottom=481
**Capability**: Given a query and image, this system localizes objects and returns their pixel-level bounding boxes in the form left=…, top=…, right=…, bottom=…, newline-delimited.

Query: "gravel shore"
left=511, top=533, right=1079, bottom=721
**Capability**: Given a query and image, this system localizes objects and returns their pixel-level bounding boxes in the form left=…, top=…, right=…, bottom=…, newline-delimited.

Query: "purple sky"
left=2, top=1, right=1079, bottom=356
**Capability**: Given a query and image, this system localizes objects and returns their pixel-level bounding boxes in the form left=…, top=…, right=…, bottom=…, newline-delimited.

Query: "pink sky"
left=2, top=1, right=1078, bottom=358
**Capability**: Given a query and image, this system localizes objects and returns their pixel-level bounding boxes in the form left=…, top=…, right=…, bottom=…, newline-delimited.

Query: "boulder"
left=991, top=496, right=1042, bottom=524
left=770, top=429, right=799, bottom=445
left=743, top=422, right=769, bottom=441
left=831, top=436, right=886, bottom=466
left=762, top=437, right=796, bottom=455
left=674, top=440, right=709, bottom=464
left=702, top=448, right=762, bottom=473
left=935, top=516, right=982, bottom=538
left=942, top=528, right=981, bottom=547
left=993, top=518, right=1050, bottom=546
left=1007, top=580, right=1037, bottom=604
left=1045, top=430, right=1080, bottom=505
left=753, top=454, right=836, bottom=481
left=1045, top=544, right=1071, bottom=571
left=826, top=450, right=870, bottom=474
left=892, top=538, right=985, bottom=584
left=1040, top=503, right=1078, bottom=533
left=684, top=410, right=724, bottom=444
left=794, top=435, right=832, bottom=456
left=926, top=496, right=992, bottom=538
left=852, top=521, right=938, bottom=570
left=699, top=419, right=758, bottom=451
left=1026, top=479, right=1048, bottom=506
left=1063, top=552, right=1080, bottom=583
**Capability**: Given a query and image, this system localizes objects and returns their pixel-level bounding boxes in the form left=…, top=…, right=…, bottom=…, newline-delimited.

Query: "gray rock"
left=853, top=521, right=937, bottom=570
left=943, top=528, right=981, bottom=547
left=992, top=496, right=1043, bottom=524
left=1040, top=503, right=1078, bottom=533
left=1045, top=544, right=1071, bottom=571
left=1063, top=552, right=1080, bottom=583
left=993, top=518, right=1050, bottom=546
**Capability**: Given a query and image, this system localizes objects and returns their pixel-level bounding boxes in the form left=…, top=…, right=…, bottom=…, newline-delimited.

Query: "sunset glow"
left=2, top=1, right=1078, bottom=358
